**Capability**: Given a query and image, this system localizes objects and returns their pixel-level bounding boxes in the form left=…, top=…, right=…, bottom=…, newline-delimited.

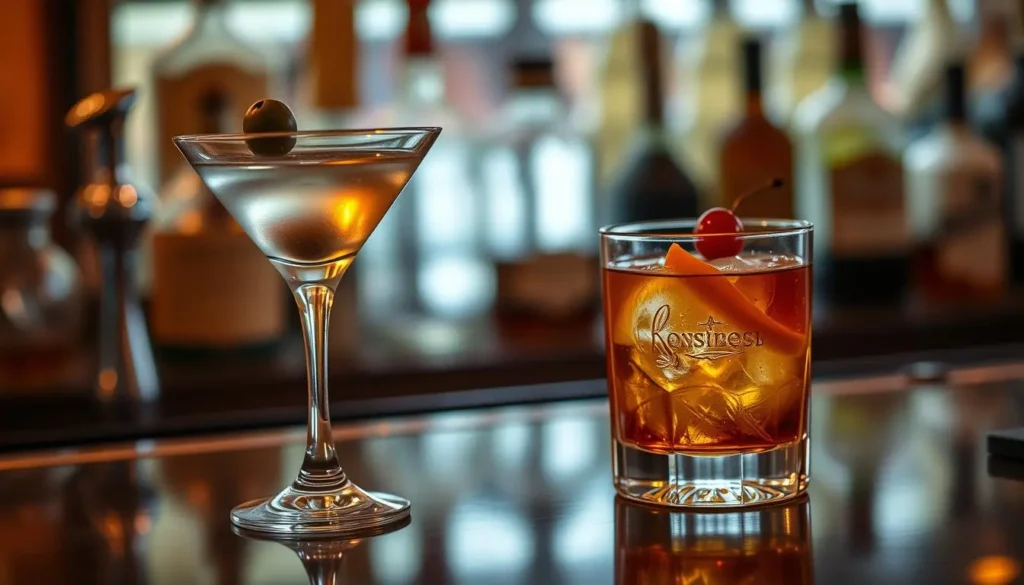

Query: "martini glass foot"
left=231, top=481, right=410, bottom=537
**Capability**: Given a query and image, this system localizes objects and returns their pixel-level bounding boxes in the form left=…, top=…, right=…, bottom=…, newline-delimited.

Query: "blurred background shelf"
left=4, top=293, right=1024, bottom=452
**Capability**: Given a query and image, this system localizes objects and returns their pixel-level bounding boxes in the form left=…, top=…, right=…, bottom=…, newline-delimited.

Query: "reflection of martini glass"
left=233, top=517, right=410, bottom=585
left=174, top=128, right=440, bottom=536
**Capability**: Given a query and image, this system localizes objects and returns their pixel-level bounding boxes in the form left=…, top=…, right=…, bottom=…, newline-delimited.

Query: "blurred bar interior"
left=4, top=0, right=1024, bottom=448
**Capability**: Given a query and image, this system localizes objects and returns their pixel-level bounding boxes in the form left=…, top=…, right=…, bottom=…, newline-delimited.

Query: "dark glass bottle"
left=794, top=2, right=908, bottom=306
left=719, top=37, right=794, bottom=218
left=976, top=7, right=1024, bottom=282
left=611, top=19, right=699, bottom=223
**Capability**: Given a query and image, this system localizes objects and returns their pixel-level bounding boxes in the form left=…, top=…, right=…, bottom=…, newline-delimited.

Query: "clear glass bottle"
left=358, top=0, right=487, bottom=320
left=794, top=2, right=908, bottom=305
left=481, top=58, right=597, bottom=319
left=150, top=89, right=285, bottom=353
left=152, top=0, right=268, bottom=187
left=906, top=62, right=1006, bottom=301
left=0, top=188, right=82, bottom=391
left=887, top=0, right=958, bottom=127
left=594, top=0, right=643, bottom=205
left=767, top=0, right=835, bottom=125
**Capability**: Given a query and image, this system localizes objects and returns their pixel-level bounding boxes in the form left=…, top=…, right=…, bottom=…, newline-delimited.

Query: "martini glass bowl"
left=174, top=128, right=440, bottom=537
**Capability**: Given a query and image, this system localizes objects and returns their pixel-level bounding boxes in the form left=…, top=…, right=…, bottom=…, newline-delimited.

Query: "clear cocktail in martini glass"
left=174, top=127, right=440, bottom=536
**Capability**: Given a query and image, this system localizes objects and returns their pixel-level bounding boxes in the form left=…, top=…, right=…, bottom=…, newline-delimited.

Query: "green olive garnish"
left=243, top=99, right=297, bottom=156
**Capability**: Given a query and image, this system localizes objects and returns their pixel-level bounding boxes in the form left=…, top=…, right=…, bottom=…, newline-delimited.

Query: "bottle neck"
left=944, top=64, right=967, bottom=124
left=837, top=5, right=866, bottom=85
left=404, top=0, right=433, bottom=57
left=745, top=93, right=765, bottom=118
left=742, top=39, right=765, bottom=119
left=192, top=0, right=230, bottom=34
left=924, top=0, right=952, bottom=20
left=637, top=21, right=665, bottom=127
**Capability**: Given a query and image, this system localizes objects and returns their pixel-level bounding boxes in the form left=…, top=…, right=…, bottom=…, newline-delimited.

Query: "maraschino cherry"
left=694, top=179, right=785, bottom=260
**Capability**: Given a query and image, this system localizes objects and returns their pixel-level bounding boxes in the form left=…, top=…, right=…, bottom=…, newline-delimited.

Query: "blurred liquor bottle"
left=595, top=0, right=643, bottom=216
left=0, top=189, right=83, bottom=392
left=148, top=0, right=287, bottom=355
left=887, top=0, right=958, bottom=138
left=969, top=0, right=1017, bottom=96
left=611, top=19, right=699, bottom=224
left=794, top=2, right=908, bottom=305
left=483, top=58, right=597, bottom=320
left=975, top=0, right=1024, bottom=282
left=719, top=38, right=794, bottom=218
left=906, top=62, right=1006, bottom=302
left=152, top=0, right=267, bottom=188
left=150, top=92, right=285, bottom=354
left=359, top=0, right=487, bottom=320
left=767, top=0, right=834, bottom=125
left=302, top=0, right=359, bottom=126
left=675, top=0, right=742, bottom=202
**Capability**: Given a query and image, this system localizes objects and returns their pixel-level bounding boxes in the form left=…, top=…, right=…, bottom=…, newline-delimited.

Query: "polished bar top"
left=3, top=365, right=1024, bottom=584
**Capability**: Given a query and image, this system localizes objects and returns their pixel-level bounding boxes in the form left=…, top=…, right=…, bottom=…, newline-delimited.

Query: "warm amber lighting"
left=101, top=512, right=125, bottom=545
left=83, top=184, right=110, bottom=214
left=187, top=481, right=212, bottom=508
left=98, top=369, right=118, bottom=399
left=119, top=184, right=138, bottom=208
left=135, top=512, right=152, bottom=535
left=0, top=188, right=37, bottom=209
left=73, top=94, right=105, bottom=121
left=969, top=555, right=1021, bottom=585
left=178, top=209, right=204, bottom=235
left=332, top=193, right=362, bottom=231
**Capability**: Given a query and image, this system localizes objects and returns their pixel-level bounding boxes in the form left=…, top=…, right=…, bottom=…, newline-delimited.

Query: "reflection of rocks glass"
left=615, top=496, right=813, bottom=585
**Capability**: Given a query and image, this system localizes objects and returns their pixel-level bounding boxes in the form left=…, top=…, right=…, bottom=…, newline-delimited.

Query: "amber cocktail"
left=601, top=219, right=812, bottom=507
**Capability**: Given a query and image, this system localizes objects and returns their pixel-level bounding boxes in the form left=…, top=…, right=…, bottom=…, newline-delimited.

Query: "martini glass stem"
left=293, top=283, right=347, bottom=490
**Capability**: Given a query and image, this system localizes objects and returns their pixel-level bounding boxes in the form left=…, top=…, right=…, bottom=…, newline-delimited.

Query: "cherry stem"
left=730, top=178, right=785, bottom=213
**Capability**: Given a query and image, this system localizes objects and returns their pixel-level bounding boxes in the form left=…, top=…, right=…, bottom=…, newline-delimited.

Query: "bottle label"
left=829, top=152, right=907, bottom=257
left=935, top=171, right=1006, bottom=288
left=496, top=252, right=598, bottom=317
left=156, top=63, right=267, bottom=187
left=151, top=231, right=285, bottom=346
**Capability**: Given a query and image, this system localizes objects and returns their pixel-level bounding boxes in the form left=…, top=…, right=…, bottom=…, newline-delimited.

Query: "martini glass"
left=174, top=127, right=440, bottom=536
